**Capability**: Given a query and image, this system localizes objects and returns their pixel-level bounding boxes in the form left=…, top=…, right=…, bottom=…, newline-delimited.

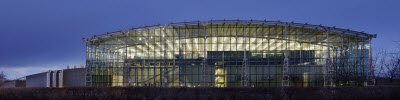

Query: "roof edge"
left=83, top=20, right=377, bottom=42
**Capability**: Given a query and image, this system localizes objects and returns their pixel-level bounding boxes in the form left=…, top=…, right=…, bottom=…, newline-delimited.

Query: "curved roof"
left=83, top=20, right=377, bottom=42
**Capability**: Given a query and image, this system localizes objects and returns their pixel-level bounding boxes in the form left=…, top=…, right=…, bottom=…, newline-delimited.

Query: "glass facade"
left=85, top=20, right=375, bottom=87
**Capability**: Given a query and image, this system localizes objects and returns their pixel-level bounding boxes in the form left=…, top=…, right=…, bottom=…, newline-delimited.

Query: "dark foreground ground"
left=0, top=86, right=399, bottom=100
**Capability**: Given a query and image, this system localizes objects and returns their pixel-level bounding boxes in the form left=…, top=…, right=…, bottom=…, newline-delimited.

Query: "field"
left=0, top=86, right=399, bottom=100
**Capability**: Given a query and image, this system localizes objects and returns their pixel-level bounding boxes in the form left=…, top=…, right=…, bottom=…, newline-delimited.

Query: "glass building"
left=83, top=20, right=377, bottom=87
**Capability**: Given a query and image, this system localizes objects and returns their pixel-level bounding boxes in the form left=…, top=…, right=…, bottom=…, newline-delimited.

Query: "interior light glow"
left=246, top=38, right=256, bottom=50
left=186, top=39, right=192, bottom=51
left=194, top=38, right=199, bottom=50
left=212, top=37, right=217, bottom=51
left=166, top=39, right=174, bottom=50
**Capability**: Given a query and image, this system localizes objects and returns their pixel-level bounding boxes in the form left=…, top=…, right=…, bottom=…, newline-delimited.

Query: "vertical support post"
left=282, top=23, right=290, bottom=87
left=162, top=25, right=169, bottom=88
left=58, top=70, right=63, bottom=88
left=241, top=21, right=249, bottom=87
left=85, top=42, right=92, bottom=87
left=124, top=31, right=130, bottom=87
left=324, top=28, right=333, bottom=87
left=202, top=21, right=208, bottom=87
left=366, top=38, right=375, bottom=86
left=47, top=70, right=51, bottom=87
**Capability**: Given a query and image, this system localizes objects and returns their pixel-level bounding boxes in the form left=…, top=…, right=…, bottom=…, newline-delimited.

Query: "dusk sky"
left=0, top=0, right=399, bottom=79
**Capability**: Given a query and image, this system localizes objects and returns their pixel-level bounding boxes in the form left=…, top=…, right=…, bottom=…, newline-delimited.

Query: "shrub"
left=0, top=86, right=399, bottom=100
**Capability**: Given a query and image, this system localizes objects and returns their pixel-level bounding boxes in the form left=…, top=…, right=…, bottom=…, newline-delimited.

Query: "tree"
left=377, top=53, right=400, bottom=82
left=376, top=41, right=400, bottom=82
left=333, top=48, right=358, bottom=86
left=0, top=71, right=6, bottom=87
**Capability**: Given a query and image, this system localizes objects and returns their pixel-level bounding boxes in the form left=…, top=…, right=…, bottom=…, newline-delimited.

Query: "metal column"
left=241, top=21, right=249, bottom=87
left=123, top=32, right=130, bottom=87
left=324, top=28, right=333, bottom=87
left=282, top=23, right=290, bottom=87
left=366, top=38, right=375, bottom=86
left=162, top=25, right=169, bottom=87
left=202, top=21, right=208, bottom=87
left=85, top=43, right=93, bottom=87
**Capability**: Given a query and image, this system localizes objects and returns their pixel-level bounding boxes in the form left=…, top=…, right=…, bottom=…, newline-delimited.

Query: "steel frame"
left=84, top=20, right=376, bottom=87
left=282, top=22, right=290, bottom=87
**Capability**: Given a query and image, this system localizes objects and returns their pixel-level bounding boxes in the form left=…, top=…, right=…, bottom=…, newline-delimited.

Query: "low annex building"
left=25, top=67, right=86, bottom=87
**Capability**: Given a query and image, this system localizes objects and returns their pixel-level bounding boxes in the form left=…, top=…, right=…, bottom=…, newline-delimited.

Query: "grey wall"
left=26, top=72, right=49, bottom=87
left=58, top=70, right=63, bottom=87
left=24, top=68, right=86, bottom=88
left=2, top=80, right=26, bottom=88
left=2, top=81, right=16, bottom=88
left=63, top=68, right=86, bottom=87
